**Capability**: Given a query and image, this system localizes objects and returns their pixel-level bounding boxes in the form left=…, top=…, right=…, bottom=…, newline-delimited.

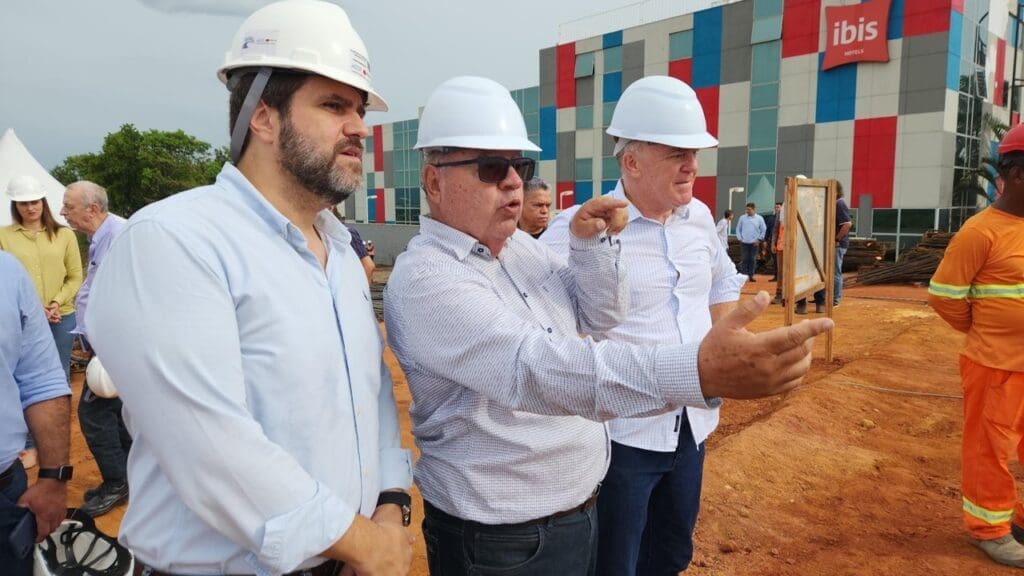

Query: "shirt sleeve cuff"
left=248, top=481, right=356, bottom=575
left=654, top=342, right=722, bottom=410
left=568, top=231, right=613, bottom=251
left=709, top=273, right=747, bottom=306
left=378, top=448, right=414, bottom=491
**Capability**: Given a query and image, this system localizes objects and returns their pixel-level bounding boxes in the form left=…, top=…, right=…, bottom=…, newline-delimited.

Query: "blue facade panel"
left=815, top=53, right=857, bottom=123
left=693, top=7, right=723, bottom=88
left=540, top=106, right=557, bottom=161
left=575, top=181, right=594, bottom=203
left=603, top=72, right=623, bottom=102
left=603, top=30, right=623, bottom=48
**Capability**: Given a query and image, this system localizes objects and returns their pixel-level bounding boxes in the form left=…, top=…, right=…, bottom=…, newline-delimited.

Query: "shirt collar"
left=609, top=179, right=690, bottom=224
left=417, top=215, right=495, bottom=261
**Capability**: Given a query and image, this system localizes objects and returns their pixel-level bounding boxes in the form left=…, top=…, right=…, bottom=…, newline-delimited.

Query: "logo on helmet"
left=241, top=31, right=278, bottom=55
left=350, top=50, right=371, bottom=80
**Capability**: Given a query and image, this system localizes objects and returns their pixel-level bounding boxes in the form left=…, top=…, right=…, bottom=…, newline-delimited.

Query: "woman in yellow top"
left=0, top=175, right=83, bottom=379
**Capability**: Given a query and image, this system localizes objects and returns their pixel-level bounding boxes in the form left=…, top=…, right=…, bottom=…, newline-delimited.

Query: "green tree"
left=955, top=114, right=1010, bottom=206
left=51, top=124, right=227, bottom=216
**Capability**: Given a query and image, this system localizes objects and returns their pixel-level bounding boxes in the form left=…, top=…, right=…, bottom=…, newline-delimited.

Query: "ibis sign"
left=822, top=0, right=891, bottom=71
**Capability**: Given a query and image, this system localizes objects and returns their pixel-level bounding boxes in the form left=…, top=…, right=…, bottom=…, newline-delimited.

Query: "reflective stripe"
left=969, top=284, right=1024, bottom=299
left=928, top=281, right=970, bottom=299
left=963, top=497, right=1014, bottom=524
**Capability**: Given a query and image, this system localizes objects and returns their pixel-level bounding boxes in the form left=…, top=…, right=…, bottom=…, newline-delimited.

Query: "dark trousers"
left=596, top=415, right=706, bottom=576
left=740, top=242, right=758, bottom=278
left=79, top=383, right=132, bottom=484
left=0, top=460, right=32, bottom=576
left=422, top=499, right=598, bottom=575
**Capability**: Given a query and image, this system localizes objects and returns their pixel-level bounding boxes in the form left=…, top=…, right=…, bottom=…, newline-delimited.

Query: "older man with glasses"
left=384, top=76, right=834, bottom=576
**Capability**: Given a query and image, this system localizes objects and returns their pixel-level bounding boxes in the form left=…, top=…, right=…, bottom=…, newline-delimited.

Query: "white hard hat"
left=218, top=0, right=385, bottom=111
left=607, top=76, right=718, bottom=152
left=6, top=175, right=47, bottom=202
left=85, top=357, right=118, bottom=399
left=796, top=174, right=808, bottom=179
left=219, top=0, right=385, bottom=163
left=414, top=76, right=541, bottom=152
left=35, top=510, right=133, bottom=576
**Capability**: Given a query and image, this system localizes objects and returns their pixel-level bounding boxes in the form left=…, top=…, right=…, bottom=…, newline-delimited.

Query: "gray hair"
left=614, top=139, right=647, bottom=164
left=69, top=180, right=109, bottom=212
left=524, top=177, right=549, bottom=195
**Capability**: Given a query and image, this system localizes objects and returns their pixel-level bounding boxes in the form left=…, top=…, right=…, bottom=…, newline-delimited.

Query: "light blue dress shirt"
left=72, top=212, right=126, bottom=340
left=0, top=252, right=70, bottom=471
left=735, top=213, right=766, bottom=244
left=85, top=164, right=412, bottom=575
left=385, top=216, right=717, bottom=525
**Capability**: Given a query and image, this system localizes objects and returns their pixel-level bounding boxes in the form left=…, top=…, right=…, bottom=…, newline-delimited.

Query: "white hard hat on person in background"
left=6, top=175, right=47, bottom=202
left=414, top=76, right=540, bottom=152
left=34, top=509, right=133, bottom=576
left=607, top=75, right=718, bottom=155
left=86, top=357, right=118, bottom=399
left=218, top=0, right=385, bottom=163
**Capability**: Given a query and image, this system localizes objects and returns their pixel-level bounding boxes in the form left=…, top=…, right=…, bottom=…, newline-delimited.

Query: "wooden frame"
left=782, top=177, right=837, bottom=360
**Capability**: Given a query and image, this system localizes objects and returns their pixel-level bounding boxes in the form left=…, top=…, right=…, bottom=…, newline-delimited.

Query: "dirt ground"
left=47, top=273, right=1017, bottom=575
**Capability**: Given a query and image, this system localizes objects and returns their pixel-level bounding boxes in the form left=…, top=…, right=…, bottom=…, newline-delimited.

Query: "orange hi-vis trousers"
left=961, top=355, right=1024, bottom=539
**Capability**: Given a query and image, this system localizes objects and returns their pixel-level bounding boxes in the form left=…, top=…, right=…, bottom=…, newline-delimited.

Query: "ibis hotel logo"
left=822, top=0, right=891, bottom=71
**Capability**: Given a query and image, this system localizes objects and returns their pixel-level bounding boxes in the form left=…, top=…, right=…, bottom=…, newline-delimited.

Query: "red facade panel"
left=851, top=117, right=897, bottom=209
left=695, top=86, right=720, bottom=138
left=782, top=0, right=822, bottom=58
left=903, top=0, right=952, bottom=37
left=694, top=176, right=717, bottom=216
left=373, top=125, right=383, bottom=172
left=557, top=181, right=576, bottom=210
left=375, top=188, right=385, bottom=223
left=668, top=58, right=693, bottom=84
left=556, top=43, right=576, bottom=109
left=996, top=38, right=1006, bottom=107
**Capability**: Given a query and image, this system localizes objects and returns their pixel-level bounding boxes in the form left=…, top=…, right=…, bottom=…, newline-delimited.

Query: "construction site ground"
left=49, top=273, right=1019, bottom=575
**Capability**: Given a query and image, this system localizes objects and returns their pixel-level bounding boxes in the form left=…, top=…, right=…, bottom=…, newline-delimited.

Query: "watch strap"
left=37, top=465, right=73, bottom=481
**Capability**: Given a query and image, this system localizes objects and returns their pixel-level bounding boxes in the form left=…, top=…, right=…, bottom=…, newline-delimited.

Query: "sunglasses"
left=431, top=156, right=536, bottom=184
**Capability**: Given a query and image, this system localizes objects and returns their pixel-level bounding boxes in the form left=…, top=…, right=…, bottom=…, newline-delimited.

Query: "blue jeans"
left=739, top=242, right=758, bottom=278
left=596, top=415, right=705, bottom=576
left=809, top=244, right=848, bottom=306
left=50, top=312, right=76, bottom=382
left=422, top=499, right=598, bottom=575
left=0, top=460, right=33, bottom=576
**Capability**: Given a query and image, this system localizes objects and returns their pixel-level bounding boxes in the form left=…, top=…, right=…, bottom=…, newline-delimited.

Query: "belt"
left=0, top=460, right=21, bottom=490
left=133, top=559, right=342, bottom=576
left=520, top=485, right=600, bottom=526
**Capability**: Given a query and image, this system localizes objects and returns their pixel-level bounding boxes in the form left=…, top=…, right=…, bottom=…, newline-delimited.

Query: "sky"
left=1, top=0, right=640, bottom=171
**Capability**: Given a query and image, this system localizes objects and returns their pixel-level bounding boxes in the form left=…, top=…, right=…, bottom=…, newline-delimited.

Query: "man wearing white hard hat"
left=385, top=76, right=833, bottom=575
left=542, top=76, right=830, bottom=575
left=84, top=1, right=413, bottom=575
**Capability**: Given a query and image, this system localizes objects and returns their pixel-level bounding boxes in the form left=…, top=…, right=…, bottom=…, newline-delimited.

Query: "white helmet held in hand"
left=607, top=75, right=718, bottom=153
left=34, top=509, right=133, bottom=576
left=414, top=76, right=540, bottom=152
left=85, top=357, right=118, bottom=399
left=6, top=175, right=47, bottom=202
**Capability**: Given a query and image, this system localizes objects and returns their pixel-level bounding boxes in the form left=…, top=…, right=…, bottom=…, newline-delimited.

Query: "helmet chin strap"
left=230, top=66, right=274, bottom=165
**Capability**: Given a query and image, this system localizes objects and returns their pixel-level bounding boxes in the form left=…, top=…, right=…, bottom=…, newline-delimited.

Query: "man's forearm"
left=24, top=396, right=71, bottom=468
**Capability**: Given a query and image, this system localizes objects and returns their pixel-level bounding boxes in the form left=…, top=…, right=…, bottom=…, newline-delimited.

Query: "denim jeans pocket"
left=468, top=525, right=545, bottom=574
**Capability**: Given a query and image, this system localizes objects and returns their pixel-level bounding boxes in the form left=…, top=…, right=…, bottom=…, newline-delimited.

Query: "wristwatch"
left=376, top=491, right=412, bottom=527
left=38, top=465, right=74, bottom=481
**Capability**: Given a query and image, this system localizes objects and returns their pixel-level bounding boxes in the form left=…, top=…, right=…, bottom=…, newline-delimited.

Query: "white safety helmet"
left=85, top=357, right=118, bottom=399
left=414, top=76, right=540, bottom=152
left=218, top=0, right=385, bottom=162
left=6, top=175, right=47, bottom=202
left=607, top=75, right=718, bottom=154
left=34, top=510, right=133, bottom=576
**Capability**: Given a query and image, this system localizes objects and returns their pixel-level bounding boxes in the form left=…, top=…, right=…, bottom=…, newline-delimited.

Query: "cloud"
left=136, top=0, right=276, bottom=16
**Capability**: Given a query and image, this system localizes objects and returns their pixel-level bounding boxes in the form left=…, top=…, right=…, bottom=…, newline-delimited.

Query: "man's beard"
left=278, top=115, right=363, bottom=205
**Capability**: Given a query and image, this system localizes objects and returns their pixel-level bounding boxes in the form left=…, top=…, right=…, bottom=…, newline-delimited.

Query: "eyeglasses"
left=430, top=156, right=536, bottom=184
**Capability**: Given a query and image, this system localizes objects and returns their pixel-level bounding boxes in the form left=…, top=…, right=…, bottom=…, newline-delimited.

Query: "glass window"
left=749, top=108, right=779, bottom=149
left=872, top=209, right=898, bottom=234
left=576, top=105, right=594, bottom=129
left=748, top=149, right=775, bottom=173
left=575, top=52, right=595, bottom=78
left=602, top=156, right=620, bottom=179
left=898, top=234, right=923, bottom=253
left=669, top=30, right=693, bottom=60
left=751, top=42, right=781, bottom=84
left=751, top=15, right=783, bottom=44
left=754, top=0, right=783, bottom=18
left=576, top=158, right=593, bottom=180
left=899, top=209, right=936, bottom=233
left=526, top=87, right=539, bottom=112
left=604, top=46, right=623, bottom=73
left=602, top=102, right=616, bottom=127
left=750, top=83, right=779, bottom=109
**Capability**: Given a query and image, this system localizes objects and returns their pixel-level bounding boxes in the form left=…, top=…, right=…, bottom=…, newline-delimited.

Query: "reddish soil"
left=52, top=273, right=1014, bottom=575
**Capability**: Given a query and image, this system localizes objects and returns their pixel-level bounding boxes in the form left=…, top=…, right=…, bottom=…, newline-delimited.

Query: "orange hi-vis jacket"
left=928, top=207, right=1024, bottom=372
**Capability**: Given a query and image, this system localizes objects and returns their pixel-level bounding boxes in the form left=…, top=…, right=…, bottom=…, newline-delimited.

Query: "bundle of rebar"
left=850, top=230, right=953, bottom=286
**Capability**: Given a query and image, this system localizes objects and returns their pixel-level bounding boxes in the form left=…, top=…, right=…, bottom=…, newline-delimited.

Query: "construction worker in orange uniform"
left=928, top=122, right=1024, bottom=568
